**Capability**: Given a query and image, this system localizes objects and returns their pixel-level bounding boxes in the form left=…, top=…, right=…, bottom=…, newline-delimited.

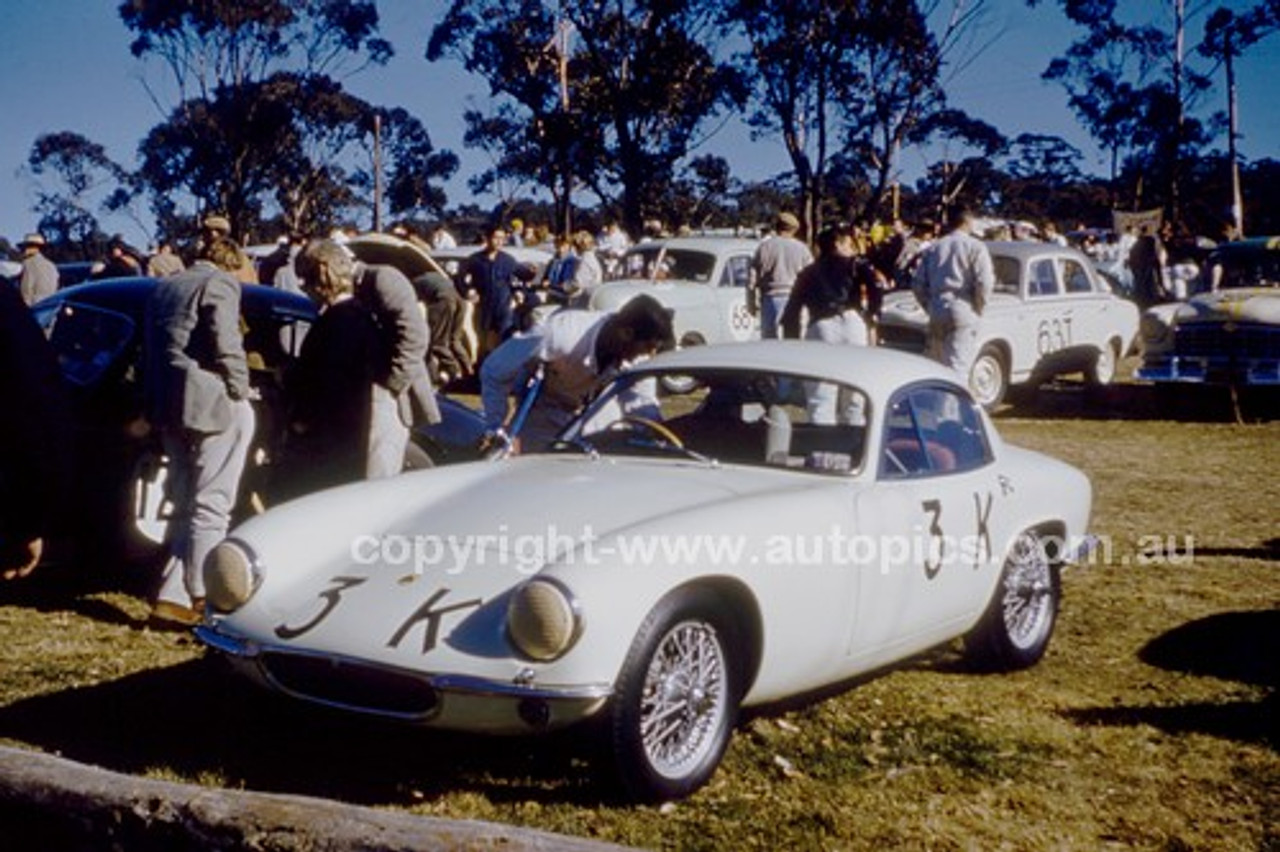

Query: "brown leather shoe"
left=148, top=599, right=204, bottom=631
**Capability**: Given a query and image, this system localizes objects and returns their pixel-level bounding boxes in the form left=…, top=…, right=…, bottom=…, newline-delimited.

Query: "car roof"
left=38, top=276, right=315, bottom=319
left=631, top=340, right=963, bottom=399
left=627, top=237, right=759, bottom=254
left=985, top=240, right=1094, bottom=264
left=1209, top=236, right=1280, bottom=258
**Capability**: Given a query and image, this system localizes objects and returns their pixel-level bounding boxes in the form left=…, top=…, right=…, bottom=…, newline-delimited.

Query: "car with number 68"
left=586, top=236, right=761, bottom=350
left=196, top=341, right=1094, bottom=801
left=878, top=241, right=1140, bottom=408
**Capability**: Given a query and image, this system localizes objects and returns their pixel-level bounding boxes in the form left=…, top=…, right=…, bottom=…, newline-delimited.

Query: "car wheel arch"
left=614, top=577, right=764, bottom=697
left=603, top=577, right=762, bottom=801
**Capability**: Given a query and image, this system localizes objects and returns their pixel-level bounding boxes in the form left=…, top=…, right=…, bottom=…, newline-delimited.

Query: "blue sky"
left=2, top=0, right=1276, bottom=247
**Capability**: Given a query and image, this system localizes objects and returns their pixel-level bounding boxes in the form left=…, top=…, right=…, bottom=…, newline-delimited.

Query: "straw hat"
left=19, top=232, right=46, bottom=247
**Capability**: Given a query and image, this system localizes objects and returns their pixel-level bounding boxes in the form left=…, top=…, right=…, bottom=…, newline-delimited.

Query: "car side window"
left=721, top=255, right=752, bottom=289
left=41, top=301, right=137, bottom=387
left=1028, top=259, right=1060, bottom=297
left=879, top=386, right=990, bottom=480
left=1061, top=259, right=1094, bottom=294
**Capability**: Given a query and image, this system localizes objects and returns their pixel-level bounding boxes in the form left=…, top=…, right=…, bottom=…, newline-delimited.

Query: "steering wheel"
left=609, top=415, right=686, bottom=449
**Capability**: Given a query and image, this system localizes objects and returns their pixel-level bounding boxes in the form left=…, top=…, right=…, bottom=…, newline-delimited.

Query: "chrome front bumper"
left=196, top=625, right=612, bottom=733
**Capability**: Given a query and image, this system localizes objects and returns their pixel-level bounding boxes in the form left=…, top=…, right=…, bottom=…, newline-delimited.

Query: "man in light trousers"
left=911, top=202, right=995, bottom=384
left=144, top=237, right=255, bottom=629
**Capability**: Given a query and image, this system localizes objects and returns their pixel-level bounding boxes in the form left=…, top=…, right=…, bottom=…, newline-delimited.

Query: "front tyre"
left=607, top=588, right=741, bottom=802
left=965, top=530, right=1060, bottom=671
left=1087, top=339, right=1119, bottom=386
left=969, top=345, right=1008, bottom=409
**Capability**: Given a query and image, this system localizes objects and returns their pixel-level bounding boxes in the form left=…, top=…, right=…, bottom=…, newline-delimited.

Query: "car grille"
left=1173, top=323, right=1278, bottom=361
left=261, top=651, right=439, bottom=718
left=878, top=324, right=927, bottom=352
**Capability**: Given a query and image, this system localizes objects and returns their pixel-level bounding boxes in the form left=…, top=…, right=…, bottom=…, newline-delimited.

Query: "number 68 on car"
left=196, top=342, right=1094, bottom=801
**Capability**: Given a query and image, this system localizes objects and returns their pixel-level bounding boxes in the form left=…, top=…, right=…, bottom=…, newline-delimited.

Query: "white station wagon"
left=588, top=236, right=761, bottom=348
left=879, top=241, right=1140, bottom=407
left=197, top=342, right=1093, bottom=801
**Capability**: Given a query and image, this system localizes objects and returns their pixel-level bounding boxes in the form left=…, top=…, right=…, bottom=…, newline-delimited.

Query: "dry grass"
left=1, top=376, right=1276, bottom=850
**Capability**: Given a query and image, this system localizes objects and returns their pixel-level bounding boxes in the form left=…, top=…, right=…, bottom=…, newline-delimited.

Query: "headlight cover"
left=204, top=539, right=261, bottom=614
left=507, top=578, right=583, bottom=662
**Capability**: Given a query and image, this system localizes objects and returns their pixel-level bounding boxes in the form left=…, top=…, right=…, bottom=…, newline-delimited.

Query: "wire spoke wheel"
left=966, top=529, right=1060, bottom=671
left=638, top=620, right=729, bottom=779
left=608, top=589, right=741, bottom=801
left=1000, top=533, right=1055, bottom=651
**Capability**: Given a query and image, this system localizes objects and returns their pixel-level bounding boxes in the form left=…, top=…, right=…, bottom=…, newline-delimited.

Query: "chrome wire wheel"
left=965, top=529, right=1060, bottom=671
left=638, top=619, right=730, bottom=780
left=1000, top=532, right=1055, bottom=652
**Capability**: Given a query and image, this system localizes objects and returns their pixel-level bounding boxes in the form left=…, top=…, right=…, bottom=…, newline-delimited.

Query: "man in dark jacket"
left=458, top=225, right=537, bottom=357
left=0, top=281, right=72, bottom=580
left=296, top=239, right=440, bottom=479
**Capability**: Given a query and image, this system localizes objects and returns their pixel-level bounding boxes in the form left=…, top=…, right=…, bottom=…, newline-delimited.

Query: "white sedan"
left=879, top=241, right=1140, bottom=407
left=197, top=342, right=1092, bottom=801
left=588, top=236, right=761, bottom=348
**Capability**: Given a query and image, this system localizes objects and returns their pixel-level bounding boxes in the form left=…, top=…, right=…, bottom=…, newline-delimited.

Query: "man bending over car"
left=479, top=294, right=675, bottom=453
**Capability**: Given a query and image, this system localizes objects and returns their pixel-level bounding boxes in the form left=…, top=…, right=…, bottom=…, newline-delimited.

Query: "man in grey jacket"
left=144, top=236, right=255, bottom=628
left=18, top=233, right=59, bottom=306
left=911, top=203, right=995, bottom=383
left=296, top=239, right=440, bottom=478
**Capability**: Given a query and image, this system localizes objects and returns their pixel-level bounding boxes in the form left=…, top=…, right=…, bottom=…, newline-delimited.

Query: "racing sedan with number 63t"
left=879, top=241, right=1140, bottom=408
left=197, top=342, right=1094, bottom=801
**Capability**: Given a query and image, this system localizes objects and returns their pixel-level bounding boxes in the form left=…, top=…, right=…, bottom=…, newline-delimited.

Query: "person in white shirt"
left=911, top=203, right=996, bottom=383
left=479, top=294, right=673, bottom=452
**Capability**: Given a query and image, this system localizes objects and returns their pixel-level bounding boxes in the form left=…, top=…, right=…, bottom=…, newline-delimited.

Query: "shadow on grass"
left=996, top=378, right=1232, bottom=422
left=0, top=563, right=147, bottom=629
left=1061, top=610, right=1278, bottom=749
left=0, top=657, right=612, bottom=807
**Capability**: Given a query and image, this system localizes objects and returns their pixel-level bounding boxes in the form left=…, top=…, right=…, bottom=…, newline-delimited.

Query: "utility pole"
left=1224, top=19, right=1244, bottom=238
left=1170, top=0, right=1186, bottom=226
left=373, top=113, right=383, bottom=233
left=548, top=17, right=575, bottom=236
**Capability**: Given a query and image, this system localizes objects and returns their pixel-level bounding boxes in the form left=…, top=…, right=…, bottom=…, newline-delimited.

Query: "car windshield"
left=619, top=247, right=717, bottom=283
left=555, top=368, right=869, bottom=474
left=1208, top=246, right=1280, bottom=290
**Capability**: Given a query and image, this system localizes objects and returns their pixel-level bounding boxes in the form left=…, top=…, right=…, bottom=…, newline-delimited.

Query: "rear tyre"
left=607, top=587, right=741, bottom=802
left=965, top=530, right=1060, bottom=671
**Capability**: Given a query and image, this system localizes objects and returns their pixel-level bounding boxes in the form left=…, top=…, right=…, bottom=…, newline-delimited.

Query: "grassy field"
left=1, top=378, right=1276, bottom=850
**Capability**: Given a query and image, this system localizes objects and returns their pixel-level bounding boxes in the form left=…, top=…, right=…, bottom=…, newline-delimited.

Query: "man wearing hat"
left=18, top=233, right=59, bottom=306
left=201, top=214, right=258, bottom=284
left=750, top=212, right=812, bottom=338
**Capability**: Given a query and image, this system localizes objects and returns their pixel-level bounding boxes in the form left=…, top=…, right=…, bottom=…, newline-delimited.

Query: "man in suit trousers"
left=143, top=236, right=255, bottom=628
left=296, top=240, right=440, bottom=479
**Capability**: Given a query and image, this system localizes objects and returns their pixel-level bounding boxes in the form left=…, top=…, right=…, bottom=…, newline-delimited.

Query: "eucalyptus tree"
left=1028, top=0, right=1275, bottom=223
left=428, top=0, right=744, bottom=237
left=23, top=132, right=141, bottom=254
left=119, top=0, right=455, bottom=237
left=1198, top=2, right=1280, bottom=235
left=724, top=0, right=993, bottom=232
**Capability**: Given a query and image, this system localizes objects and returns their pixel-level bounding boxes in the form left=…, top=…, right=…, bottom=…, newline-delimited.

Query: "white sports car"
left=879, top=241, right=1140, bottom=407
left=588, top=236, right=761, bottom=348
left=197, top=342, right=1093, bottom=801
